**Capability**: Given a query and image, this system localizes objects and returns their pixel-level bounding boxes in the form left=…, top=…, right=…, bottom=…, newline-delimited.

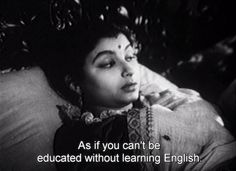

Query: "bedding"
left=0, top=67, right=66, bottom=171
left=0, top=64, right=214, bottom=170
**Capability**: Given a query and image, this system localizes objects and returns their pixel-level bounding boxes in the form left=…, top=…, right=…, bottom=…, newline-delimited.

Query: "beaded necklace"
left=57, top=103, right=129, bottom=125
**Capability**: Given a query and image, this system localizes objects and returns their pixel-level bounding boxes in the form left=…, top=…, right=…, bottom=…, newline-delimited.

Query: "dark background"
left=1, top=0, right=236, bottom=105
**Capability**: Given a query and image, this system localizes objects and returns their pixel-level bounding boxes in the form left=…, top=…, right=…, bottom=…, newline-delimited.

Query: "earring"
left=69, top=82, right=82, bottom=94
left=65, top=74, right=83, bottom=108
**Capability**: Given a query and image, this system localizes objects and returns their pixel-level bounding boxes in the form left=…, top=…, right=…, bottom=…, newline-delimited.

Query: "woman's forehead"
left=84, top=33, right=134, bottom=64
left=94, top=34, right=131, bottom=52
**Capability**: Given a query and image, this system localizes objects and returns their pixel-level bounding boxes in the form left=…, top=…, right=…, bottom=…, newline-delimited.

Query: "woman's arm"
left=139, top=63, right=225, bottom=126
left=148, top=101, right=236, bottom=170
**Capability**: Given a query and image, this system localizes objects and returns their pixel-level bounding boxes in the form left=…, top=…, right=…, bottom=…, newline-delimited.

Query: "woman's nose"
left=121, top=62, right=134, bottom=78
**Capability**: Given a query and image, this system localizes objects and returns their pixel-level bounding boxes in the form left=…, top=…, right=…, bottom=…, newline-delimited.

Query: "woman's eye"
left=125, top=55, right=137, bottom=62
left=98, top=61, right=115, bottom=68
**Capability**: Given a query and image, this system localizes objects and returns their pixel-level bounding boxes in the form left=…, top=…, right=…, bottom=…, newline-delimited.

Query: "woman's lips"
left=121, top=82, right=138, bottom=92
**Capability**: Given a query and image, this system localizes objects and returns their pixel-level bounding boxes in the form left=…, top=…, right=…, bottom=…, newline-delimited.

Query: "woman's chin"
left=119, top=93, right=139, bottom=105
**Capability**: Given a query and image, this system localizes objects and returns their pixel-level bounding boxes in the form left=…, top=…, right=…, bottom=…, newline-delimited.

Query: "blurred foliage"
left=0, top=0, right=236, bottom=103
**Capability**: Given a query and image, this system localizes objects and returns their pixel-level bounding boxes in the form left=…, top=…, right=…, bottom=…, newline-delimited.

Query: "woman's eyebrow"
left=125, top=44, right=131, bottom=50
left=92, top=50, right=114, bottom=63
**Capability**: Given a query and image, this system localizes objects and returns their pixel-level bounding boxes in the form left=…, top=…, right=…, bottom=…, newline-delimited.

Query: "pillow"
left=139, top=64, right=178, bottom=92
left=0, top=67, right=66, bottom=171
left=0, top=65, right=185, bottom=170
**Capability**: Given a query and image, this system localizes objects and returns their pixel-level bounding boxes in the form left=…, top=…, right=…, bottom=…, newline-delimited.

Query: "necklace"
left=81, top=109, right=127, bottom=124
left=58, top=103, right=129, bottom=125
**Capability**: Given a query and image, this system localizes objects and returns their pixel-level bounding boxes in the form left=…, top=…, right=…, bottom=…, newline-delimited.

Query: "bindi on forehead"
left=118, top=45, right=121, bottom=49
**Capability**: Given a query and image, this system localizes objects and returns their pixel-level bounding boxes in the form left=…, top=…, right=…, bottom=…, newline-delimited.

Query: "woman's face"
left=81, top=33, right=140, bottom=108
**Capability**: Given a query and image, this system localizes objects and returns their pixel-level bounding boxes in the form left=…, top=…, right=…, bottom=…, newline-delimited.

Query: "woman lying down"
left=54, top=22, right=236, bottom=171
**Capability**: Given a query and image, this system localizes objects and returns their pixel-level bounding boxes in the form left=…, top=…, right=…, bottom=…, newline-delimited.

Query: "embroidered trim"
left=127, top=107, right=156, bottom=171
left=127, top=108, right=142, bottom=155
left=146, top=107, right=154, bottom=143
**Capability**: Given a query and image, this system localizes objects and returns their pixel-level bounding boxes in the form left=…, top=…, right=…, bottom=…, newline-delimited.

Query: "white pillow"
left=0, top=67, right=66, bottom=171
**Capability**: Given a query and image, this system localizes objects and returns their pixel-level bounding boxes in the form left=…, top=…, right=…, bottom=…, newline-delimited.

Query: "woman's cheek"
left=92, top=69, right=114, bottom=82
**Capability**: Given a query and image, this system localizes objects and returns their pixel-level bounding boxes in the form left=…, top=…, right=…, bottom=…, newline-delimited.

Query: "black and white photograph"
left=1, top=0, right=236, bottom=170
